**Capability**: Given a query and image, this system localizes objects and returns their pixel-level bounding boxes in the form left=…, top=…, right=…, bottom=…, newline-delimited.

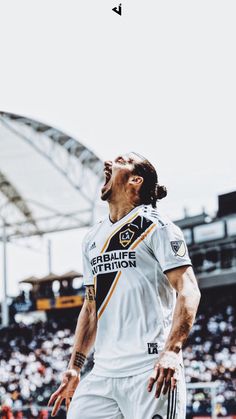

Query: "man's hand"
left=147, top=351, right=180, bottom=398
left=48, top=369, right=80, bottom=416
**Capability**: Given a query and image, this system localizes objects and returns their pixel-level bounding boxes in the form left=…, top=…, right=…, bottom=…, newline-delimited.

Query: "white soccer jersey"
left=82, top=204, right=192, bottom=377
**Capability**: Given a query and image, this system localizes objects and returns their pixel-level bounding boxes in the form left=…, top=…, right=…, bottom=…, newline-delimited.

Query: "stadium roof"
left=0, top=112, right=105, bottom=240
left=175, top=212, right=209, bottom=229
left=20, top=270, right=82, bottom=284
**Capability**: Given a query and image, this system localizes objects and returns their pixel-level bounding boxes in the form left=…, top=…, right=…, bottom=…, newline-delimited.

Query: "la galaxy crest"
left=119, top=228, right=135, bottom=247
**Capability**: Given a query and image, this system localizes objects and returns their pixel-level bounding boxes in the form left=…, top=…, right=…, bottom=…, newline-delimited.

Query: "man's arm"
left=48, top=285, right=97, bottom=416
left=164, top=265, right=201, bottom=354
left=148, top=265, right=201, bottom=398
left=68, top=285, right=97, bottom=372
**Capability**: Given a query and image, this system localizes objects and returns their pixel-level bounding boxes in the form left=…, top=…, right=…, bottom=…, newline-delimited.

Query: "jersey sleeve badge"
left=170, top=240, right=186, bottom=257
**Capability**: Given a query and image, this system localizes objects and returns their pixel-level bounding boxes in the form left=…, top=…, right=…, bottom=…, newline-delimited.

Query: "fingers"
left=51, top=396, right=63, bottom=417
left=162, top=368, right=174, bottom=395
left=147, top=377, right=155, bottom=392
left=171, top=376, right=177, bottom=391
left=48, top=381, right=68, bottom=407
left=66, top=397, right=71, bottom=412
left=147, top=366, right=176, bottom=398
left=147, top=365, right=159, bottom=392
left=48, top=392, right=58, bottom=408
left=154, top=369, right=167, bottom=398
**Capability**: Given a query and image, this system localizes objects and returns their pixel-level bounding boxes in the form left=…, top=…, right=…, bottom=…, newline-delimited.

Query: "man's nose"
left=104, top=160, right=112, bottom=168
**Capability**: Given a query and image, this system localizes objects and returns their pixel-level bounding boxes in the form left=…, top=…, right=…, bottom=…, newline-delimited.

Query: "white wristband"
left=151, top=351, right=180, bottom=380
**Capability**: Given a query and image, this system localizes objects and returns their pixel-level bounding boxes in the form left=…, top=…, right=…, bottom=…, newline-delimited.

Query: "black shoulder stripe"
left=105, top=216, right=153, bottom=252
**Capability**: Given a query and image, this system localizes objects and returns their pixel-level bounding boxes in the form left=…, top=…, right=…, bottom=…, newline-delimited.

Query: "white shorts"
left=67, top=366, right=186, bottom=419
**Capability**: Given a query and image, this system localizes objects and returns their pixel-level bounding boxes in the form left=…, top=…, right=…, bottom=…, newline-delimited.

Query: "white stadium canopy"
left=0, top=112, right=105, bottom=240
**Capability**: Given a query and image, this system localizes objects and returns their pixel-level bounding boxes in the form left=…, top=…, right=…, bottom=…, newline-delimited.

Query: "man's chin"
left=101, top=187, right=112, bottom=201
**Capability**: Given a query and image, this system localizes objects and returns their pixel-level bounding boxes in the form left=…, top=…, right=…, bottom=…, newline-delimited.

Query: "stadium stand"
left=0, top=284, right=235, bottom=418
left=185, top=285, right=236, bottom=418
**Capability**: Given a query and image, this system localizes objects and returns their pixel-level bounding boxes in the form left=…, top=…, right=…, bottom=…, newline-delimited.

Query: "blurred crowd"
left=0, top=287, right=235, bottom=418
left=0, top=320, right=93, bottom=418
left=185, top=301, right=236, bottom=417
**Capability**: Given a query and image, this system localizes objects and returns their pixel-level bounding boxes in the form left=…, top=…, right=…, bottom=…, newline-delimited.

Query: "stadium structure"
left=0, top=111, right=104, bottom=326
left=0, top=113, right=236, bottom=418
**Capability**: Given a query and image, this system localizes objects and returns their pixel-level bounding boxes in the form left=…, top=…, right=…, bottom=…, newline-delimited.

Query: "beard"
left=101, top=183, right=112, bottom=201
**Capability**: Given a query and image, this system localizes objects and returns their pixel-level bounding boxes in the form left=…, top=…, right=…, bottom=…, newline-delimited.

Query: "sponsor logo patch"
left=119, top=228, right=135, bottom=247
left=170, top=240, right=186, bottom=257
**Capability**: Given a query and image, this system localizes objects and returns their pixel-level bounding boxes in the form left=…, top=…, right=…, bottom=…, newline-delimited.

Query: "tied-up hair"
left=131, top=153, right=167, bottom=208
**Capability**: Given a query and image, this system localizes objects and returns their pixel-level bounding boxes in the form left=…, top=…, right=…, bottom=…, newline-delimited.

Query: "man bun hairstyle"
left=131, top=153, right=167, bottom=208
left=157, top=184, right=167, bottom=200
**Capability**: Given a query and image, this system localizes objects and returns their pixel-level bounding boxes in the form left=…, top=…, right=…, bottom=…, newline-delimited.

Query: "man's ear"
left=129, top=176, right=144, bottom=187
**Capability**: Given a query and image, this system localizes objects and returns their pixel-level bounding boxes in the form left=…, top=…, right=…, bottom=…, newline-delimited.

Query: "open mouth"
left=103, top=169, right=112, bottom=186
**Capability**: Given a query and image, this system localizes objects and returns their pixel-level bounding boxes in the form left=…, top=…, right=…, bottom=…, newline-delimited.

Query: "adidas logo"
left=89, top=242, right=96, bottom=251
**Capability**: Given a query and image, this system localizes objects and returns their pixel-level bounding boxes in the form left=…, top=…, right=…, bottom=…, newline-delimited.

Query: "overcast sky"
left=0, top=0, right=236, bottom=299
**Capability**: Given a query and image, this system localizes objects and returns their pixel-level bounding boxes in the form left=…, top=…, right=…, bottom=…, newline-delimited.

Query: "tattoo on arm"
left=74, top=351, right=86, bottom=369
left=85, top=285, right=95, bottom=302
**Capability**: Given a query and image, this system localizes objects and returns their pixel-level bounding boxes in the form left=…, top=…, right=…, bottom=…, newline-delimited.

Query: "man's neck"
left=108, top=201, right=137, bottom=223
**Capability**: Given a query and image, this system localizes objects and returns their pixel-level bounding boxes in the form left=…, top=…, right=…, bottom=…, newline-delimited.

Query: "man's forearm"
left=68, top=286, right=97, bottom=372
left=164, top=288, right=200, bottom=354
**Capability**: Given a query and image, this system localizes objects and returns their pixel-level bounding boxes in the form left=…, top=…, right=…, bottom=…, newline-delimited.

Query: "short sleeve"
left=82, top=238, right=94, bottom=286
left=149, top=222, right=192, bottom=273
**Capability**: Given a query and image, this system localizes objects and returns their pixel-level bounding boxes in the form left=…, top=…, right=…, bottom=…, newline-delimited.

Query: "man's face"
left=101, top=153, right=142, bottom=202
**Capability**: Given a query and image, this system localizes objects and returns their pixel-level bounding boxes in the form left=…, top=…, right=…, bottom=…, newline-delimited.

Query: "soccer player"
left=48, top=152, right=201, bottom=418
